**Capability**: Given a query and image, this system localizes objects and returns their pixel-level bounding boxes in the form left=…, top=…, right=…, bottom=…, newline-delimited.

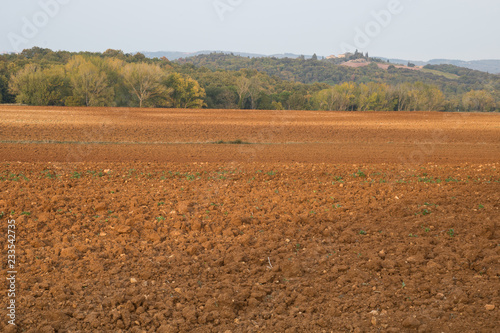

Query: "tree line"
left=3, top=53, right=205, bottom=108
left=0, top=47, right=498, bottom=112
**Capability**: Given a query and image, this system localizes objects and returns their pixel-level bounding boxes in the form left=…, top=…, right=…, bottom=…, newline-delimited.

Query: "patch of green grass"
left=420, top=68, right=460, bottom=80
left=353, top=170, right=367, bottom=178
left=42, top=170, right=58, bottom=179
left=21, top=211, right=31, bottom=216
left=7, top=173, right=25, bottom=182
left=420, top=209, right=431, bottom=216
left=421, top=225, right=431, bottom=233
left=71, top=171, right=82, bottom=179
left=331, top=176, right=344, bottom=184
left=418, top=176, right=441, bottom=183
left=156, top=216, right=166, bottom=221
left=416, top=203, right=434, bottom=216
left=214, top=139, right=250, bottom=145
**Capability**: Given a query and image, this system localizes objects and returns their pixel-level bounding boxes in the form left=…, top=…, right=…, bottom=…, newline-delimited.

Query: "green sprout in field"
left=71, top=171, right=82, bottom=179
left=353, top=170, right=367, bottom=178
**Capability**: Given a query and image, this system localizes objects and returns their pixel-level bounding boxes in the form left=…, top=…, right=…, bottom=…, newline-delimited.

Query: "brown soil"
left=1, top=106, right=499, bottom=164
left=0, top=106, right=499, bottom=332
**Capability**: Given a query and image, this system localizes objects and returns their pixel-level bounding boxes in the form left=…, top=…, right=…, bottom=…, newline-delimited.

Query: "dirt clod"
left=485, top=304, right=495, bottom=311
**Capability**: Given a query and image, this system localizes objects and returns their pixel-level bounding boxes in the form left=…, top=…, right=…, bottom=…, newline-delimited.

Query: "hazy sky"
left=1, top=0, right=499, bottom=60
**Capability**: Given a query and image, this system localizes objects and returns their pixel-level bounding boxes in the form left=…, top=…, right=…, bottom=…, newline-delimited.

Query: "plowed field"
left=0, top=106, right=499, bottom=332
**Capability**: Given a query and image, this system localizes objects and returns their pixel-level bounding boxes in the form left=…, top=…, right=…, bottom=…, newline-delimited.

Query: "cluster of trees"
left=311, top=82, right=446, bottom=111
left=462, top=89, right=497, bottom=112
left=178, top=62, right=497, bottom=112
left=179, top=53, right=500, bottom=111
left=2, top=49, right=205, bottom=108
left=0, top=47, right=498, bottom=112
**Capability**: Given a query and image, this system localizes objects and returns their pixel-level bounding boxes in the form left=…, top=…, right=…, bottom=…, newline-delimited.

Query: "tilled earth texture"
left=0, top=106, right=499, bottom=333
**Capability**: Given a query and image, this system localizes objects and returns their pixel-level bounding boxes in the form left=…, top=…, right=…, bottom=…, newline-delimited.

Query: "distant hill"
left=381, top=58, right=500, bottom=74
left=142, top=50, right=317, bottom=61
left=141, top=51, right=500, bottom=74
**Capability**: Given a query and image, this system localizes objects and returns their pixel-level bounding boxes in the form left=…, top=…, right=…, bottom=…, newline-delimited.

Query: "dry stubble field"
left=0, top=106, right=499, bottom=332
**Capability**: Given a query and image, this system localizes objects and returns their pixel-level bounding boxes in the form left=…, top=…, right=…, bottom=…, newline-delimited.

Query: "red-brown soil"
left=1, top=106, right=499, bottom=164
left=0, top=106, right=499, bottom=332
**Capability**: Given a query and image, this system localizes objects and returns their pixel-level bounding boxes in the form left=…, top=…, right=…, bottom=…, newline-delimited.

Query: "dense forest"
left=0, top=47, right=498, bottom=112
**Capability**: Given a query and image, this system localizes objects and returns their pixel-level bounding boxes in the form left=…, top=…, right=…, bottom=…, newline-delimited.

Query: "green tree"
left=204, top=86, right=238, bottom=109
left=392, top=83, right=412, bottom=111
left=248, top=76, right=267, bottom=109
left=66, top=56, right=114, bottom=106
left=271, top=101, right=284, bottom=110
left=235, top=76, right=250, bottom=109
left=164, top=73, right=206, bottom=108
left=8, top=64, right=68, bottom=105
left=312, top=88, right=338, bottom=111
left=358, top=82, right=392, bottom=111
left=102, top=57, right=129, bottom=107
left=102, top=49, right=125, bottom=59
left=122, top=62, right=169, bottom=107
left=423, top=84, right=445, bottom=111
left=288, top=91, right=310, bottom=110
left=462, top=90, right=495, bottom=112
left=333, top=82, right=357, bottom=111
